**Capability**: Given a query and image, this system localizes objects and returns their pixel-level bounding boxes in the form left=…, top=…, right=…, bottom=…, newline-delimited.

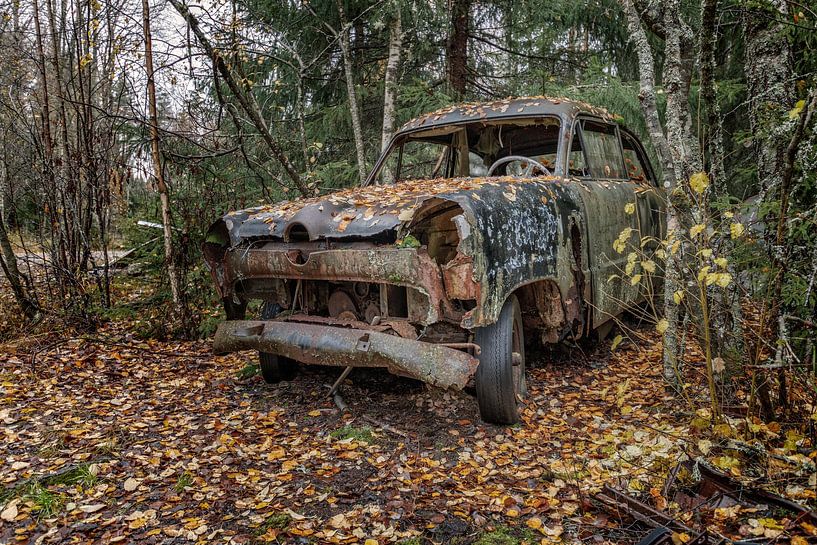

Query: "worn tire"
left=475, top=295, right=526, bottom=425
left=258, top=302, right=298, bottom=383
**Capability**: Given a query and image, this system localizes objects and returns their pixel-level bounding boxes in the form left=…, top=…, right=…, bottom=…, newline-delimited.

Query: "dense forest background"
left=0, top=0, right=815, bottom=418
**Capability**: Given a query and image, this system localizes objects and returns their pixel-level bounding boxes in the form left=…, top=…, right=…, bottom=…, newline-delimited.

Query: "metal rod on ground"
left=328, top=366, right=353, bottom=397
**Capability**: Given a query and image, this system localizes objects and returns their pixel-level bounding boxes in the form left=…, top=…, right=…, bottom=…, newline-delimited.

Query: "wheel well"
left=513, top=279, right=566, bottom=345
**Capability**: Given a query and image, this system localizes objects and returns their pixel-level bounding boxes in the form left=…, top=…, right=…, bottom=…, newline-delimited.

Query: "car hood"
left=218, top=176, right=567, bottom=247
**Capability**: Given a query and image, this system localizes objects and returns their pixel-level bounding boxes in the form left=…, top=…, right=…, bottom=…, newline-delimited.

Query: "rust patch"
left=442, top=254, right=479, bottom=301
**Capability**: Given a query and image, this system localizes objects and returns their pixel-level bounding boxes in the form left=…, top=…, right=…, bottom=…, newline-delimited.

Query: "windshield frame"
left=364, top=113, right=568, bottom=186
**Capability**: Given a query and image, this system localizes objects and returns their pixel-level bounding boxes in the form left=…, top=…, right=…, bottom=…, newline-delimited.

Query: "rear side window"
left=579, top=121, right=626, bottom=179
left=621, top=131, right=654, bottom=184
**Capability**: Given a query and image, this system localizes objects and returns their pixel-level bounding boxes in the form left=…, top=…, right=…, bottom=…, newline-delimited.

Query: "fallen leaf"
left=124, top=477, right=140, bottom=492
left=1, top=500, right=18, bottom=522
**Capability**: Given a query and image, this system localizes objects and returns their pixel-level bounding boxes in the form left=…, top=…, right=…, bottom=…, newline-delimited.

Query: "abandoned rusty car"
left=203, top=97, right=664, bottom=424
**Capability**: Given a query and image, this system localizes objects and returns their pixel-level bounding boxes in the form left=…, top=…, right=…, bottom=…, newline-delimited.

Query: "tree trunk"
left=142, top=0, right=186, bottom=323
left=336, top=0, right=368, bottom=185
left=0, top=215, right=37, bottom=320
left=743, top=0, right=795, bottom=419
left=381, top=11, right=402, bottom=153
left=448, top=0, right=469, bottom=97
left=623, top=0, right=684, bottom=393
left=744, top=0, right=793, bottom=202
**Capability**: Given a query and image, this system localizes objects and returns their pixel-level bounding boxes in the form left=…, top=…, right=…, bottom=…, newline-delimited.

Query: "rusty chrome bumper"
left=213, top=320, right=479, bottom=390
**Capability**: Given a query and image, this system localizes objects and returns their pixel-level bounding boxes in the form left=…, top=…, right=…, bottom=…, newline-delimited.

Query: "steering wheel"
left=487, top=155, right=552, bottom=177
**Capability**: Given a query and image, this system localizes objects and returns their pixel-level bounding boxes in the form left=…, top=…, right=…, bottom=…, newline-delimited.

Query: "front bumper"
left=213, top=320, right=480, bottom=390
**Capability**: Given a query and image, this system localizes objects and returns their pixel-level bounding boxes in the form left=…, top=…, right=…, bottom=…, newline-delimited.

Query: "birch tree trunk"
left=380, top=11, right=402, bottom=153
left=336, top=0, right=368, bottom=185
left=142, top=0, right=186, bottom=323
left=623, top=0, right=684, bottom=392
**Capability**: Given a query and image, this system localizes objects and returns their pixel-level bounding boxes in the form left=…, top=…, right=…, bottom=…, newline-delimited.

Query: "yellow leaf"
left=690, top=224, right=706, bottom=238
left=671, top=532, right=691, bottom=545
left=715, top=273, right=732, bottom=288
left=715, top=257, right=728, bottom=269
left=656, top=319, right=669, bottom=334
left=673, top=290, right=685, bottom=304
left=307, top=410, right=321, bottom=417
left=670, top=240, right=681, bottom=255
left=527, top=517, right=543, bottom=530
left=689, top=172, right=709, bottom=194
left=610, top=334, right=624, bottom=352
left=624, top=202, right=636, bottom=215
left=758, top=518, right=784, bottom=531
left=630, top=274, right=642, bottom=286
left=730, top=222, right=745, bottom=239
left=792, top=536, right=808, bottom=545
left=267, top=447, right=286, bottom=460
left=789, top=99, right=806, bottom=120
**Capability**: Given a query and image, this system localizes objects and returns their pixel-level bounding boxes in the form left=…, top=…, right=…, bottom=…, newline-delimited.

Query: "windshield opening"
left=371, top=117, right=562, bottom=184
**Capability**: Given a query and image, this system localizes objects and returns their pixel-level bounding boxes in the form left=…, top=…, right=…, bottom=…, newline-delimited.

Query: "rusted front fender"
left=213, top=320, right=479, bottom=390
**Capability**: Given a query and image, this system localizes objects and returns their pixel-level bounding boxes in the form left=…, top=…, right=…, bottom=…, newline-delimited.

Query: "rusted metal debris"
left=596, top=461, right=817, bottom=545
left=213, top=320, right=479, bottom=389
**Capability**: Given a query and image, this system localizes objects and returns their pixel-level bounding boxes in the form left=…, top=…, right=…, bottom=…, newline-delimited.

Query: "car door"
left=568, top=118, right=657, bottom=329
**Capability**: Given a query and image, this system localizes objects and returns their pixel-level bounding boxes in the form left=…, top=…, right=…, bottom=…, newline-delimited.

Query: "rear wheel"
left=258, top=302, right=298, bottom=383
left=475, top=295, right=526, bottom=425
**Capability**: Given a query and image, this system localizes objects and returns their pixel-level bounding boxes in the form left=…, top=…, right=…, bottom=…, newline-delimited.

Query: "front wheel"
left=258, top=302, right=298, bottom=383
left=474, top=295, right=526, bottom=425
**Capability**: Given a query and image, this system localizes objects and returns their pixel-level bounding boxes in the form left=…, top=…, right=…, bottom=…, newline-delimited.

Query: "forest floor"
left=0, top=319, right=814, bottom=545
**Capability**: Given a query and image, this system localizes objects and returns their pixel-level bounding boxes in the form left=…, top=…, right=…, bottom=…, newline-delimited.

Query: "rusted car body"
left=204, top=97, right=664, bottom=423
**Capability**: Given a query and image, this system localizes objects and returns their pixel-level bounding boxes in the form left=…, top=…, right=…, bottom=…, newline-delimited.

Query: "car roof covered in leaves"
left=397, top=96, right=619, bottom=134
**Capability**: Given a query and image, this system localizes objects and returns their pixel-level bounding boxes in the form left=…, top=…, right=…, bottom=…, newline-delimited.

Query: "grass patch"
left=25, top=483, right=64, bottom=518
left=256, top=512, right=292, bottom=535
left=237, top=363, right=259, bottom=381
left=0, top=462, right=100, bottom=506
left=330, top=425, right=374, bottom=443
left=48, top=463, right=99, bottom=488
left=473, top=526, right=531, bottom=545
left=174, top=471, right=194, bottom=493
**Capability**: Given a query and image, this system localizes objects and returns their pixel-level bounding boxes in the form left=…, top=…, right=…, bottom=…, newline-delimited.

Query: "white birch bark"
left=337, top=0, right=368, bottom=185
left=623, top=0, right=683, bottom=391
left=142, top=0, right=184, bottom=317
left=380, top=11, right=402, bottom=153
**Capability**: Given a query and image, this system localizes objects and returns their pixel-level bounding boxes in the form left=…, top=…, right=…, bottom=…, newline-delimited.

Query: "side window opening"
left=578, top=120, right=626, bottom=179
left=621, top=132, right=654, bottom=185
left=568, top=132, right=589, bottom=177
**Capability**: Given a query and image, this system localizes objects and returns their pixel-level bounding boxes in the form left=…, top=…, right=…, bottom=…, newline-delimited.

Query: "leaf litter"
left=0, top=324, right=814, bottom=544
